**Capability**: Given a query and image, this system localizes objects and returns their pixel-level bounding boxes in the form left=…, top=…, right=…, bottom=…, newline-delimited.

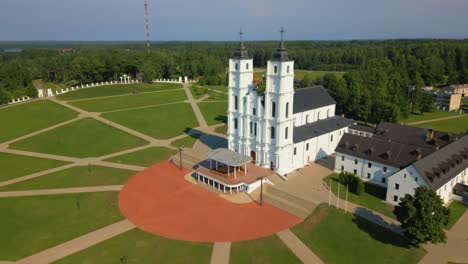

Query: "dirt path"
left=277, top=229, right=324, bottom=264
left=16, top=220, right=135, bottom=264
left=0, top=185, right=122, bottom=197
left=32, top=80, right=46, bottom=97
left=210, top=242, right=230, bottom=264
left=406, top=113, right=468, bottom=125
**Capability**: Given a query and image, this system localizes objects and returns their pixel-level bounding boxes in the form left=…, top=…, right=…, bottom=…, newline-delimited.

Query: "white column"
left=245, top=163, right=247, bottom=175
left=234, top=166, right=237, bottom=178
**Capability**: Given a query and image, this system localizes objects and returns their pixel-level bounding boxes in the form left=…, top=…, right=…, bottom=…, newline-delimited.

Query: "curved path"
left=119, top=161, right=301, bottom=242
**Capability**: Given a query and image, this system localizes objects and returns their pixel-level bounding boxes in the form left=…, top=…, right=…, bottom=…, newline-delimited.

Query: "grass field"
left=0, top=192, right=123, bottom=261
left=10, top=118, right=148, bottom=158
left=53, top=228, right=212, bottom=264
left=324, top=174, right=395, bottom=219
left=446, top=201, right=468, bottom=229
left=403, top=110, right=462, bottom=123
left=214, top=124, right=227, bottom=135
left=198, top=102, right=227, bottom=126
left=190, top=85, right=228, bottom=101
left=0, top=100, right=78, bottom=143
left=56, top=83, right=182, bottom=101
left=413, top=115, right=468, bottom=133
left=292, top=204, right=426, bottom=264
left=105, top=147, right=177, bottom=167
left=102, top=103, right=198, bottom=140
left=0, top=152, right=69, bottom=182
left=170, top=134, right=201, bottom=148
left=230, top=235, right=301, bottom=264
left=0, top=166, right=134, bottom=191
left=69, top=89, right=187, bottom=112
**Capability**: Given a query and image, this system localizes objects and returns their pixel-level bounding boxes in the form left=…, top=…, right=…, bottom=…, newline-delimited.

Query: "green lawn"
left=10, top=118, right=148, bottom=158
left=53, top=228, right=212, bottom=264
left=198, top=102, right=227, bottom=126
left=57, top=83, right=182, bottom=101
left=324, top=174, right=395, bottom=219
left=102, top=103, right=198, bottom=140
left=413, top=115, right=468, bottom=134
left=0, top=192, right=123, bottom=261
left=292, top=204, right=426, bottom=264
left=446, top=201, right=468, bottom=229
left=105, top=147, right=177, bottom=167
left=171, top=134, right=201, bottom=148
left=230, top=235, right=301, bottom=264
left=0, top=152, right=69, bottom=182
left=0, top=100, right=78, bottom=143
left=214, top=124, right=227, bottom=135
left=69, top=89, right=187, bottom=112
left=190, top=85, right=228, bottom=101
left=0, top=166, right=134, bottom=191
left=403, top=110, right=461, bottom=124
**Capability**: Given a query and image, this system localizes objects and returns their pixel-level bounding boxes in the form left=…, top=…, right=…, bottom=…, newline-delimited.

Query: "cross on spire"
left=239, top=28, right=244, bottom=44
left=279, top=26, right=285, bottom=42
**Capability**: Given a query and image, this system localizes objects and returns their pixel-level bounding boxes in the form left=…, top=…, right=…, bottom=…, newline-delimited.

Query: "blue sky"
left=1, top=0, right=467, bottom=41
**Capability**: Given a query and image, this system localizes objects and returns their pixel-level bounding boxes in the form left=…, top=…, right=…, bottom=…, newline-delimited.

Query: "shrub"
left=355, top=178, right=364, bottom=195
left=338, top=172, right=364, bottom=195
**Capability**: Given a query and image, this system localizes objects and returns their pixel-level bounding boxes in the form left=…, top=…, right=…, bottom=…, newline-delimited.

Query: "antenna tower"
left=144, top=0, right=151, bottom=54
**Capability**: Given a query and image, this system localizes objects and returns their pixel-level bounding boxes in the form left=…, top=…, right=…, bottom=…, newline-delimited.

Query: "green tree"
left=393, top=186, right=449, bottom=245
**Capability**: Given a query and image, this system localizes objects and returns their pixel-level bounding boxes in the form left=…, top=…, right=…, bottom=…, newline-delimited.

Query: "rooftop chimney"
left=426, top=128, right=434, bottom=142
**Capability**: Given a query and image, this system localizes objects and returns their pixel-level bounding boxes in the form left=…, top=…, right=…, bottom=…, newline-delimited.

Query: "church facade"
left=227, top=39, right=354, bottom=175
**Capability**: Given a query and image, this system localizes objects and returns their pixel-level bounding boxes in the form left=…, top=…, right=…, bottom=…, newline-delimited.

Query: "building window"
left=274, top=65, right=278, bottom=74
left=367, top=173, right=371, bottom=179
left=294, top=147, right=297, bottom=155
left=285, top=102, right=289, bottom=118
left=330, top=135, right=334, bottom=142
left=353, top=169, right=357, bottom=175
left=341, top=166, right=344, bottom=171
left=327, top=109, right=330, bottom=117
left=381, top=177, right=386, bottom=183
left=354, top=159, right=358, bottom=165
left=306, top=143, right=309, bottom=151
left=253, top=108, right=256, bottom=116
left=272, top=102, right=276, bottom=118
left=368, top=163, right=372, bottom=168
left=383, top=167, right=388, bottom=173
left=270, top=126, right=275, bottom=139
left=254, top=123, right=257, bottom=136
left=285, top=127, right=288, bottom=139
left=234, top=118, right=238, bottom=130
left=235, top=63, right=238, bottom=70
left=404, top=174, right=407, bottom=178
left=249, top=122, right=253, bottom=134
left=342, top=155, right=345, bottom=161
left=317, top=111, right=321, bottom=120
left=393, top=195, right=398, bottom=202
left=246, top=63, right=249, bottom=70
left=415, top=177, right=418, bottom=182
left=287, top=65, right=290, bottom=73
left=395, top=183, right=400, bottom=190
left=306, top=114, right=309, bottom=123
left=234, top=96, right=238, bottom=110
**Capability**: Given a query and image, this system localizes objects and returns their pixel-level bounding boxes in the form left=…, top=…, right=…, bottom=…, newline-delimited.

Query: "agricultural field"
left=0, top=100, right=78, bottom=143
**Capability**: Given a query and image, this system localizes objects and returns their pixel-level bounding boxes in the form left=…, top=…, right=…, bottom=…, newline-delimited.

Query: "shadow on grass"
left=183, top=127, right=227, bottom=150
left=353, top=207, right=412, bottom=248
left=214, top=115, right=227, bottom=124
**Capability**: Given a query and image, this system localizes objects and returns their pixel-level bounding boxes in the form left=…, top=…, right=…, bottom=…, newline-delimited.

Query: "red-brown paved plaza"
left=119, top=161, right=301, bottom=242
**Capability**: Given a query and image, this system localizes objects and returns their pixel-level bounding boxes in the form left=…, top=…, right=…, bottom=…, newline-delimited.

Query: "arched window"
left=253, top=107, right=256, bottom=116
left=287, top=65, right=290, bottom=73
left=272, top=102, right=276, bottom=118
left=234, top=118, right=238, bottom=129
left=285, top=102, right=289, bottom=118
left=285, top=127, right=288, bottom=139
left=235, top=63, right=238, bottom=71
left=274, top=66, right=278, bottom=74
left=270, top=126, right=275, bottom=139
left=249, top=122, right=253, bottom=134
left=234, top=96, right=238, bottom=110
left=246, top=63, right=249, bottom=70
left=254, top=123, right=257, bottom=136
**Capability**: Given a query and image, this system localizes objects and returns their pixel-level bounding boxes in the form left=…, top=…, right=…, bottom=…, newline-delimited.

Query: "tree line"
left=1, top=39, right=468, bottom=123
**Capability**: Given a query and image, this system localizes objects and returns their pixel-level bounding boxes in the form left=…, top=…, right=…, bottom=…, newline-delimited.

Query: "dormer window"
left=274, top=66, right=278, bottom=74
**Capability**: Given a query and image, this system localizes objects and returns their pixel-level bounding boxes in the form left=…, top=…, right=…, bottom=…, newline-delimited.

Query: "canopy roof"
left=206, top=148, right=251, bottom=166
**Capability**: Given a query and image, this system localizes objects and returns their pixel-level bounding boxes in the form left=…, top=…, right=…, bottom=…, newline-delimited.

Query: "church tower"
left=227, top=30, right=253, bottom=152
left=263, top=27, right=295, bottom=174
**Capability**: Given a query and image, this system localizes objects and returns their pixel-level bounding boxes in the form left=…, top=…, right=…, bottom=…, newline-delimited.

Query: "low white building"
left=227, top=36, right=353, bottom=176
left=335, top=122, right=468, bottom=205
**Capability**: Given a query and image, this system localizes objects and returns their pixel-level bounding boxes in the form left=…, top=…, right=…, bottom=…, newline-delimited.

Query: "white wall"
left=435, top=168, right=468, bottom=204
left=293, top=104, right=336, bottom=127
left=386, top=165, right=427, bottom=204
left=334, top=152, right=398, bottom=187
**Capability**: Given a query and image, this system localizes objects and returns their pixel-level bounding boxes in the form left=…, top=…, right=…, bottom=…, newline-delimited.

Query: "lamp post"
left=259, top=176, right=265, bottom=206
left=179, top=145, right=184, bottom=170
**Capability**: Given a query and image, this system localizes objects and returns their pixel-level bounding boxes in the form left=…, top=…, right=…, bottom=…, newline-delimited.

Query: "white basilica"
left=227, top=37, right=354, bottom=175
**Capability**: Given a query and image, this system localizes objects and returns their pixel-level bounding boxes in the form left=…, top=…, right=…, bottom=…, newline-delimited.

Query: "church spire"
left=272, top=26, right=290, bottom=61
left=232, top=28, right=249, bottom=59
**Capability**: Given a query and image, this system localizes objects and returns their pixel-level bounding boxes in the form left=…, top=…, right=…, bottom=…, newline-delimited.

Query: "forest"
left=1, top=39, right=468, bottom=124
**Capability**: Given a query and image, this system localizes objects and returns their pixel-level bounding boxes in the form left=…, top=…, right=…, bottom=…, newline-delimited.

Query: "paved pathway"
left=0, top=163, right=77, bottom=187
left=277, top=229, right=324, bottom=264
left=419, top=211, right=468, bottom=264
left=182, top=82, right=208, bottom=128
left=406, top=113, right=468, bottom=125
left=16, top=220, right=135, bottom=264
left=210, top=242, right=231, bottom=264
left=0, top=185, right=122, bottom=197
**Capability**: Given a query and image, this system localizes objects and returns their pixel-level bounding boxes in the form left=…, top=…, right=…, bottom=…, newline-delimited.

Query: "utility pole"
left=259, top=177, right=265, bottom=206
left=336, top=183, right=340, bottom=210
left=345, top=185, right=349, bottom=213
left=144, top=0, right=151, bottom=55
left=328, top=178, right=332, bottom=207
left=178, top=145, right=184, bottom=170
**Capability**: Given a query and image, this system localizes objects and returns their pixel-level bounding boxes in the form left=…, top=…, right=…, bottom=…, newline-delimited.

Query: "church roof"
left=293, top=86, right=336, bottom=114
left=293, top=116, right=354, bottom=143
left=232, top=42, right=250, bottom=60
left=271, top=41, right=290, bottom=61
